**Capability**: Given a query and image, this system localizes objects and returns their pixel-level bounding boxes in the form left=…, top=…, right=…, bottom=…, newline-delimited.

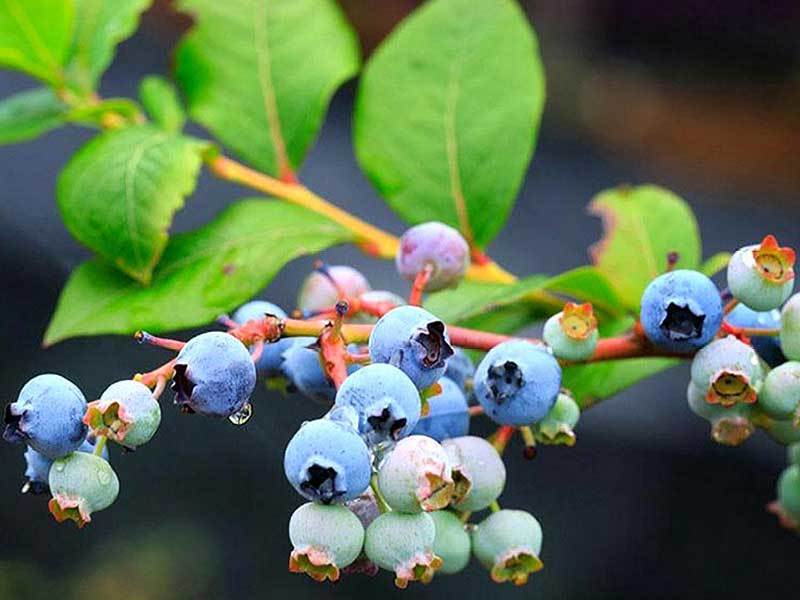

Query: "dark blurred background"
left=2, top=1, right=800, bottom=598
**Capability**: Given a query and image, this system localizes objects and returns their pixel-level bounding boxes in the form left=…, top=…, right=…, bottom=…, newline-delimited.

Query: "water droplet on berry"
left=53, top=461, right=65, bottom=473
left=228, top=402, right=253, bottom=426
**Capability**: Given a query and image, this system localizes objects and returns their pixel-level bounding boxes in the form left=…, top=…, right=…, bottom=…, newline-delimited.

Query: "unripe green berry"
left=472, top=509, right=543, bottom=586
left=533, top=392, right=580, bottom=446
left=442, top=436, right=506, bottom=512
left=780, top=294, right=800, bottom=361
left=763, top=418, right=800, bottom=445
left=727, top=235, right=795, bottom=311
left=759, top=362, right=800, bottom=421
left=377, top=435, right=454, bottom=513
left=788, top=443, right=800, bottom=467
left=542, top=303, right=598, bottom=361
left=686, top=381, right=755, bottom=446
left=85, top=380, right=161, bottom=448
left=48, top=451, right=119, bottom=528
left=776, top=465, right=800, bottom=525
left=364, top=511, right=442, bottom=588
left=430, top=510, right=471, bottom=574
left=288, top=502, right=364, bottom=582
left=690, top=336, right=763, bottom=407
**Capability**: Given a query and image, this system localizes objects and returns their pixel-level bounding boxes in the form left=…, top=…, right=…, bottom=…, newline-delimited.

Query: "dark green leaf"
left=44, top=200, right=353, bottom=345
left=0, top=87, right=67, bottom=144
left=139, top=75, right=185, bottom=133
left=66, top=0, right=152, bottom=91
left=589, top=185, right=701, bottom=310
left=57, top=125, right=205, bottom=284
left=66, top=96, right=142, bottom=125
left=0, top=0, right=74, bottom=84
left=354, top=0, right=545, bottom=247
left=175, top=0, right=360, bottom=176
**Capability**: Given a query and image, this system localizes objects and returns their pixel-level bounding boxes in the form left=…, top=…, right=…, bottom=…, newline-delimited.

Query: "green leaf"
left=589, top=185, right=701, bottom=311
left=175, top=0, right=360, bottom=177
left=353, top=0, right=545, bottom=248
left=57, top=125, right=205, bottom=284
left=66, top=0, right=152, bottom=91
left=700, top=251, right=731, bottom=277
left=0, top=87, right=67, bottom=144
left=44, top=200, right=352, bottom=345
left=0, top=0, right=74, bottom=84
left=66, top=96, right=142, bottom=125
left=139, top=75, right=185, bottom=133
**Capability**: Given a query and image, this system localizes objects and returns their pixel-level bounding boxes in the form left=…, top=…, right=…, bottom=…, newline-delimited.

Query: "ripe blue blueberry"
left=48, top=451, right=119, bottom=528
left=411, top=377, right=469, bottom=442
left=471, top=509, right=543, bottom=586
left=780, top=293, right=800, bottom=361
left=686, top=381, right=754, bottom=446
left=364, top=511, right=442, bottom=588
left=233, top=300, right=292, bottom=376
left=473, top=340, right=561, bottom=426
left=727, top=235, right=795, bottom=311
left=334, top=363, right=421, bottom=444
left=444, top=348, right=475, bottom=393
left=298, top=265, right=371, bottom=313
left=85, top=380, right=161, bottom=449
left=690, top=335, right=763, bottom=407
left=377, top=435, right=454, bottom=512
left=542, top=303, right=598, bottom=361
left=280, top=337, right=337, bottom=403
left=369, top=306, right=454, bottom=390
left=22, top=435, right=108, bottom=495
left=640, top=270, right=723, bottom=352
left=396, top=222, right=469, bottom=291
left=442, top=435, right=506, bottom=512
left=283, top=418, right=372, bottom=504
left=727, top=304, right=785, bottom=367
left=431, top=510, right=471, bottom=575
left=288, top=502, right=365, bottom=582
left=3, top=374, right=88, bottom=460
left=172, top=332, right=257, bottom=417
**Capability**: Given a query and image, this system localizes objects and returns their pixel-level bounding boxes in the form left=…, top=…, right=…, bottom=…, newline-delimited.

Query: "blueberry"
left=471, top=509, right=543, bottom=586
left=690, top=335, right=763, bottom=407
left=473, top=340, right=561, bottom=426
left=763, top=418, right=800, bottom=445
left=3, top=374, right=88, bottom=459
left=780, top=293, right=800, bottom=361
left=444, top=348, right=475, bottom=393
left=411, top=377, right=469, bottom=442
left=298, top=265, right=371, bottom=313
left=640, top=270, right=723, bottom=352
left=282, top=338, right=360, bottom=404
left=788, top=443, right=800, bottom=467
left=431, top=510, right=471, bottom=575
left=395, top=222, right=469, bottom=291
left=532, top=392, right=580, bottom=446
left=369, top=306, right=454, bottom=390
left=351, top=290, right=405, bottom=324
left=232, top=300, right=291, bottom=376
left=442, top=436, right=506, bottom=512
left=48, top=451, right=119, bottom=528
left=543, top=303, right=598, bottom=361
left=288, top=502, right=365, bottom=582
left=686, top=381, right=754, bottom=446
left=23, top=435, right=108, bottom=495
left=774, top=465, right=800, bottom=529
left=364, top=511, right=442, bottom=588
left=759, top=362, right=800, bottom=421
left=171, top=332, right=256, bottom=417
left=377, top=435, right=454, bottom=512
left=728, top=235, right=795, bottom=311
left=335, top=363, right=421, bottom=445
left=727, top=304, right=785, bottom=367
left=85, top=380, right=161, bottom=448
left=283, top=418, right=372, bottom=504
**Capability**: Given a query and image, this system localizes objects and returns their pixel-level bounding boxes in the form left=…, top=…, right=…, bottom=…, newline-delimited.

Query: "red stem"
left=409, top=264, right=434, bottom=306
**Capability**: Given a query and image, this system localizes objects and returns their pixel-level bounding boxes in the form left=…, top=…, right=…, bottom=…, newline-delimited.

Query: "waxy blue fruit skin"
left=369, top=306, right=454, bottom=390
left=281, top=338, right=360, bottom=404
left=396, top=222, right=469, bottom=291
left=473, top=341, right=561, bottom=426
left=4, top=374, right=87, bottom=460
left=298, top=265, right=371, bottom=313
left=233, top=300, right=291, bottom=375
left=23, top=436, right=109, bottom=494
left=172, top=332, right=257, bottom=417
left=411, top=377, right=469, bottom=442
left=444, top=348, right=475, bottom=393
left=335, top=363, right=421, bottom=444
left=284, top=418, right=372, bottom=504
left=640, top=270, right=723, bottom=352
left=727, top=304, right=785, bottom=367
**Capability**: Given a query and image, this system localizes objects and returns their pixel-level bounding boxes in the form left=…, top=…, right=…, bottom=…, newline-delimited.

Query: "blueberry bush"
left=2, top=0, right=800, bottom=589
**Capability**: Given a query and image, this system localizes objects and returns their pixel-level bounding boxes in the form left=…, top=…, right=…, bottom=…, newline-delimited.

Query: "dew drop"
left=228, top=402, right=253, bottom=426
left=53, top=461, right=65, bottom=473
